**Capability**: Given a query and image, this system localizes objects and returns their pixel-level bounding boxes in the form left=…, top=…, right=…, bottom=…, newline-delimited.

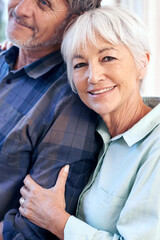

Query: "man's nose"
left=14, top=0, right=36, bottom=17
left=88, top=64, right=105, bottom=84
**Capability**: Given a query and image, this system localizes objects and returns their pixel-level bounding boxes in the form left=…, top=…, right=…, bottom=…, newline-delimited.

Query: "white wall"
left=102, top=0, right=116, bottom=5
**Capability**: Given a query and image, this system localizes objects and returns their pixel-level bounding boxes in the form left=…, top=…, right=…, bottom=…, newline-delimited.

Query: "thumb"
left=54, top=165, right=70, bottom=191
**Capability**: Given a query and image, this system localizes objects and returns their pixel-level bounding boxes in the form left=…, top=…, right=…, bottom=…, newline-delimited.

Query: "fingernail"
left=64, top=165, right=69, bottom=173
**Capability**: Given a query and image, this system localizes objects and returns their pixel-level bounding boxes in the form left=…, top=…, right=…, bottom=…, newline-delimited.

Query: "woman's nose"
left=87, top=64, right=105, bottom=84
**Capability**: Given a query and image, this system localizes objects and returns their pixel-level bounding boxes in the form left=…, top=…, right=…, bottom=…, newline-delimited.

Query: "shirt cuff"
left=64, top=216, right=97, bottom=240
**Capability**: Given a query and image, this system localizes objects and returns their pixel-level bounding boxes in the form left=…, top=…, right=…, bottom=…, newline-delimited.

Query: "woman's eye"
left=74, top=63, right=87, bottom=69
left=103, top=56, right=115, bottom=62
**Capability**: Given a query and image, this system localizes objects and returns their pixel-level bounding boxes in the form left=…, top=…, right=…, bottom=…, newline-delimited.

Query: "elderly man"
left=0, top=0, right=102, bottom=239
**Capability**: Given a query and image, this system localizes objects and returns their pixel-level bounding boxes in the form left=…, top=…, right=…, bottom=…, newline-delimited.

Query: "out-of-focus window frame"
left=0, top=0, right=7, bottom=42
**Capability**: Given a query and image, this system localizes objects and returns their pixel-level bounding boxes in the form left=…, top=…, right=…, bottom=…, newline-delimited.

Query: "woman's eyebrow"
left=72, top=47, right=118, bottom=60
left=98, top=47, right=117, bottom=54
left=72, top=54, right=84, bottom=60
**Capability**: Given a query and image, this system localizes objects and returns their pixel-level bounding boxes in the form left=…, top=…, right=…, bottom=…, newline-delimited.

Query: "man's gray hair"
left=66, top=0, right=102, bottom=14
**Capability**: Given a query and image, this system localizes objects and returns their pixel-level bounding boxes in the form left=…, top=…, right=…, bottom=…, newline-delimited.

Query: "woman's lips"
left=89, top=86, right=116, bottom=95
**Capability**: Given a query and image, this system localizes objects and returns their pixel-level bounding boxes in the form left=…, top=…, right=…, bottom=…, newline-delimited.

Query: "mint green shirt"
left=65, top=102, right=160, bottom=240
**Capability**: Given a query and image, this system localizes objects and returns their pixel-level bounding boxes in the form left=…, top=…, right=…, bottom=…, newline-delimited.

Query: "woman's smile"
left=88, top=85, right=117, bottom=95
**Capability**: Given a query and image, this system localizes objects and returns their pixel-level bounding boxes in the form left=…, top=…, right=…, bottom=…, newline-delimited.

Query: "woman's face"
left=72, top=37, right=141, bottom=118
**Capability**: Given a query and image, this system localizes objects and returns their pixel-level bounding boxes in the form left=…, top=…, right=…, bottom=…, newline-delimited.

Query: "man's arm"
left=2, top=94, right=101, bottom=240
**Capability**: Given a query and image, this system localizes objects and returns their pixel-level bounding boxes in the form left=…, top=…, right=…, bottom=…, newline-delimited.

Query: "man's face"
left=7, top=0, right=70, bottom=50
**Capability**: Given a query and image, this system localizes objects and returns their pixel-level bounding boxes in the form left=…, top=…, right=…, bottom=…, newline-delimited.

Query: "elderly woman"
left=19, top=6, right=160, bottom=240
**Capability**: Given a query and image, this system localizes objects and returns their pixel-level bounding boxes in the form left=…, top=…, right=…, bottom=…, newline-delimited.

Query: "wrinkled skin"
left=19, top=165, right=70, bottom=240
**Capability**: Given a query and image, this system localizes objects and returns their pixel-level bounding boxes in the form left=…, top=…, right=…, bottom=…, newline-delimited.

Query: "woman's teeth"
left=91, top=86, right=115, bottom=95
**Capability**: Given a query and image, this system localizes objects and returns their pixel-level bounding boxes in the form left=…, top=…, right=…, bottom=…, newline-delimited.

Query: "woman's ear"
left=138, top=52, right=150, bottom=80
left=143, top=52, right=150, bottom=69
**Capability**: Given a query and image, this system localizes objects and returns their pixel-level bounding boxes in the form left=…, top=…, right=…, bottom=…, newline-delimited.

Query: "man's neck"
left=14, top=45, right=60, bottom=70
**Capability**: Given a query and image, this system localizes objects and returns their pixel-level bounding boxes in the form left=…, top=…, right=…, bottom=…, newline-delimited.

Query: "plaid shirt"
left=0, top=47, right=100, bottom=240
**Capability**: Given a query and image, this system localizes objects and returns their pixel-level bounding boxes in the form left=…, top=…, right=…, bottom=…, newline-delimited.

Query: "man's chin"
left=7, top=35, right=59, bottom=50
left=7, top=34, right=33, bottom=48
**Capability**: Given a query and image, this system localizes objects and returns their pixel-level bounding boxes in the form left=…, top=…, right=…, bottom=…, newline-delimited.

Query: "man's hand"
left=0, top=221, right=3, bottom=240
left=0, top=40, right=13, bottom=50
left=19, top=165, right=71, bottom=240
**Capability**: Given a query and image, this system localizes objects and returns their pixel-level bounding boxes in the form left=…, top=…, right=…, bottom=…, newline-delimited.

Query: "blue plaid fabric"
left=0, top=47, right=101, bottom=240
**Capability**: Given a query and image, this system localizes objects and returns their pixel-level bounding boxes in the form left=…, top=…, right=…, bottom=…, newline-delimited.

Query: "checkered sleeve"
left=3, top=94, right=101, bottom=240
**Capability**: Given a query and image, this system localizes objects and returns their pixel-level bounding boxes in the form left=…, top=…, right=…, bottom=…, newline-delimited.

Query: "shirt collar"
left=24, top=49, right=64, bottom=78
left=97, top=101, right=160, bottom=147
left=4, top=46, right=19, bottom=70
left=4, top=46, right=64, bottom=79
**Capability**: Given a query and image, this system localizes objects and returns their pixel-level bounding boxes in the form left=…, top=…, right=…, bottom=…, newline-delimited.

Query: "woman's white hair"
left=61, top=5, right=150, bottom=92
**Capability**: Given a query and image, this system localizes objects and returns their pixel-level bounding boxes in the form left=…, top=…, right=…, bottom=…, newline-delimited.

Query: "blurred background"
left=0, top=0, right=159, bottom=97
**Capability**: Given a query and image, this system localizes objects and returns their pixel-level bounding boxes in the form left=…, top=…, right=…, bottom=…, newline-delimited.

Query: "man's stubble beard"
left=7, top=12, right=72, bottom=50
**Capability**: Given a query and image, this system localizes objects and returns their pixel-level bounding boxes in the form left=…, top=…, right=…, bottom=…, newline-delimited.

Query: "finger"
left=20, top=185, right=30, bottom=199
left=19, top=205, right=27, bottom=217
left=0, top=42, right=7, bottom=50
left=19, top=197, right=26, bottom=207
left=0, top=41, right=13, bottom=50
left=19, top=205, right=24, bottom=215
left=54, top=165, right=69, bottom=191
left=24, top=175, right=41, bottom=192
